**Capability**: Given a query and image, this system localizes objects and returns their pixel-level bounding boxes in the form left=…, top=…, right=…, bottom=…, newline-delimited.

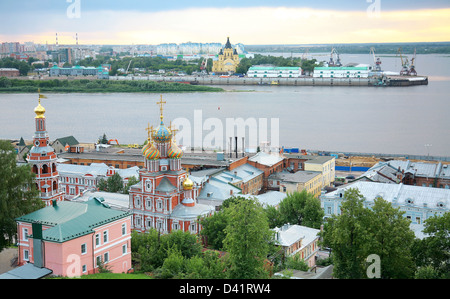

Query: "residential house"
left=15, top=198, right=132, bottom=277
left=52, top=136, right=80, bottom=153
left=273, top=224, right=321, bottom=268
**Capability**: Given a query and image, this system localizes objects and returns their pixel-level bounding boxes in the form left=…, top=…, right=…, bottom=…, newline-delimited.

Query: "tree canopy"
left=321, top=188, right=416, bottom=279
left=0, top=140, right=44, bottom=250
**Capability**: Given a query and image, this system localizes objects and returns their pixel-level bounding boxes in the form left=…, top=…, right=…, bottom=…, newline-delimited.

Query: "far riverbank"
left=0, top=77, right=224, bottom=93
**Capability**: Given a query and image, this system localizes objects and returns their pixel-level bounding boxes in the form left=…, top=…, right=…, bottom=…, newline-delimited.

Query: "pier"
left=110, top=75, right=428, bottom=87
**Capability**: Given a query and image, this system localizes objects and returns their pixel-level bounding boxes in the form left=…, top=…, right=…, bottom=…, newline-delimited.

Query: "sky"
left=0, top=0, right=449, bottom=45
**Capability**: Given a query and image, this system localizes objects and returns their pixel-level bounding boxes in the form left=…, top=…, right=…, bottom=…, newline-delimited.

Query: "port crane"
left=328, top=47, right=342, bottom=67
left=370, top=47, right=382, bottom=72
left=409, top=48, right=417, bottom=76
left=200, top=57, right=208, bottom=74
left=302, top=48, right=309, bottom=60
left=397, top=48, right=410, bottom=76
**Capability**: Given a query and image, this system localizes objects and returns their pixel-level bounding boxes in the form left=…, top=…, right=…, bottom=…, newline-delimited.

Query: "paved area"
left=0, top=248, right=18, bottom=274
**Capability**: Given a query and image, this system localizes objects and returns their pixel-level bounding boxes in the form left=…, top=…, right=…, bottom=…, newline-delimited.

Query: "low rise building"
left=320, top=181, right=450, bottom=238
left=285, top=154, right=335, bottom=187
left=247, top=66, right=302, bottom=78
left=15, top=198, right=132, bottom=277
left=273, top=224, right=321, bottom=268
left=268, top=170, right=323, bottom=197
left=51, top=135, right=80, bottom=153
left=0, top=68, right=20, bottom=77
left=57, top=163, right=139, bottom=199
left=357, top=160, right=450, bottom=188
left=313, top=65, right=371, bottom=78
left=247, top=151, right=285, bottom=190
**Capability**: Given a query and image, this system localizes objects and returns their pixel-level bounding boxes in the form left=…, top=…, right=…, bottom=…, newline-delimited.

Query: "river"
left=1, top=53, right=449, bottom=157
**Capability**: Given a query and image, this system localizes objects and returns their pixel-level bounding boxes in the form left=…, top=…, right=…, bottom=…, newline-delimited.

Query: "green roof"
left=54, top=136, right=79, bottom=146
left=15, top=199, right=130, bottom=243
left=249, top=66, right=300, bottom=70
left=314, top=67, right=369, bottom=70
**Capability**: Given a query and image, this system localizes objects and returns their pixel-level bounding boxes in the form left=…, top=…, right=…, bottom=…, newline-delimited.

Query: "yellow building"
left=212, top=37, right=240, bottom=74
left=268, top=171, right=323, bottom=198
left=304, top=156, right=335, bottom=188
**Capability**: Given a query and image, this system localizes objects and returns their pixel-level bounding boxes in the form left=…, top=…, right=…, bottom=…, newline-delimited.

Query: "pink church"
left=15, top=198, right=132, bottom=277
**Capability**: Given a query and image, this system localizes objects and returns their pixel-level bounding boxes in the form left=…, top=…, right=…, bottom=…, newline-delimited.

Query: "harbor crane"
left=328, top=47, right=342, bottom=67
left=200, top=57, right=208, bottom=74
left=302, top=48, right=309, bottom=60
left=409, top=48, right=417, bottom=76
left=125, top=59, right=132, bottom=75
left=397, top=48, right=410, bottom=76
left=370, top=47, right=382, bottom=72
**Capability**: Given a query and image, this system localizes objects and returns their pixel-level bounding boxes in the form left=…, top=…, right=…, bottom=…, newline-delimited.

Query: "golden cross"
left=145, top=123, right=153, bottom=139
left=37, top=88, right=47, bottom=104
left=169, top=121, right=179, bottom=142
left=156, top=95, right=166, bottom=121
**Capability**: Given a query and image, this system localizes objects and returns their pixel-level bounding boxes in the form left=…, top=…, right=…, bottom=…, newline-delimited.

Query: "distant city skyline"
left=0, top=1, right=449, bottom=45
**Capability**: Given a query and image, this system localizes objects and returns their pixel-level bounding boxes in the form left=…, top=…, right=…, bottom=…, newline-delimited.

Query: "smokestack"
left=242, top=137, right=245, bottom=157
left=229, top=137, right=232, bottom=158
left=235, top=136, right=238, bottom=158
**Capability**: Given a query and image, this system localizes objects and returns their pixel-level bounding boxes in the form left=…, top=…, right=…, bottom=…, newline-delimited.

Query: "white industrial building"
left=247, top=66, right=302, bottom=78
left=313, top=65, right=372, bottom=78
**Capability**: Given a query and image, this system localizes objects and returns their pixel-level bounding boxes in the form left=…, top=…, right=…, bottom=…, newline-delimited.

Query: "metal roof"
left=15, top=199, right=131, bottom=243
left=0, top=263, right=52, bottom=279
left=248, top=151, right=284, bottom=166
left=324, top=181, right=450, bottom=209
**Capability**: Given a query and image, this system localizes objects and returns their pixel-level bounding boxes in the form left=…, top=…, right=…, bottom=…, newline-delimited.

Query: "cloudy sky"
left=0, top=0, right=449, bottom=45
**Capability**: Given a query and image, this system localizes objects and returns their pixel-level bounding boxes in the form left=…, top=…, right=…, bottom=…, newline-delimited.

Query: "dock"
left=110, top=75, right=428, bottom=87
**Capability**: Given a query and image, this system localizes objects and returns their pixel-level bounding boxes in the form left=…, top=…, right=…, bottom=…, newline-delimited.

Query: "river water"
left=1, top=53, right=449, bottom=157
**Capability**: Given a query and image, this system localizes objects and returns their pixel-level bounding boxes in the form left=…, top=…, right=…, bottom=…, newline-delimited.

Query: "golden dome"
left=34, top=90, right=46, bottom=118
left=183, top=176, right=194, bottom=190
left=34, top=100, right=45, bottom=118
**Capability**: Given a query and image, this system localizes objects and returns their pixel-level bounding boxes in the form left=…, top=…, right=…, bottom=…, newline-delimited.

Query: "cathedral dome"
left=183, top=176, right=194, bottom=190
left=34, top=101, right=46, bottom=118
left=143, top=142, right=160, bottom=160
left=152, top=122, right=172, bottom=143
left=141, top=138, right=151, bottom=154
left=167, top=141, right=183, bottom=159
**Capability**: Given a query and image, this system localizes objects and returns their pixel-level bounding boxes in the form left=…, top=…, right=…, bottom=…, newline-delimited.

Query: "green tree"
left=264, top=205, right=283, bottom=229
left=199, top=210, right=228, bottom=250
left=0, top=140, right=44, bottom=250
left=159, top=247, right=185, bottom=278
left=278, top=190, right=324, bottom=229
left=321, top=188, right=371, bottom=279
left=124, top=176, right=139, bottom=194
left=223, top=196, right=273, bottom=279
left=106, top=173, right=123, bottom=193
left=322, top=188, right=416, bottom=279
left=97, top=178, right=107, bottom=191
left=413, top=212, right=450, bottom=278
left=364, top=197, right=416, bottom=279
